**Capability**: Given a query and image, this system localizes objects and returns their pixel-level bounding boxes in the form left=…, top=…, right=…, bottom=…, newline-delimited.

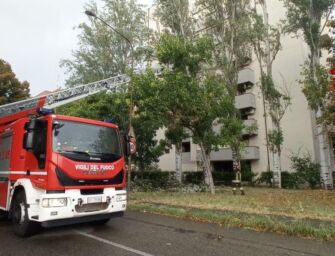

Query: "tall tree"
left=0, top=59, right=30, bottom=105
left=59, top=0, right=166, bottom=173
left=283, top=0, right=335, bottom=189
left=61, top=0, right=151, bottom=86
left=154, top=0, right=193, bottom=182
left=197, top=0, right=253, bottom=182
left=250, top=1, right=290, bottom=188
left=155, top=0, right=193, bottom=38
left=156, top=33, right=235, bottom=194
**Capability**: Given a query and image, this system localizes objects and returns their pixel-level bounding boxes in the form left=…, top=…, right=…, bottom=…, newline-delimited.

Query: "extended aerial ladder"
left=0, top=74, right=130, bottom=126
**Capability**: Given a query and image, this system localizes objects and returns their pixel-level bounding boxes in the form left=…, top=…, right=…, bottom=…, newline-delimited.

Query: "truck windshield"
left=53, top=120, right=122, bottom=162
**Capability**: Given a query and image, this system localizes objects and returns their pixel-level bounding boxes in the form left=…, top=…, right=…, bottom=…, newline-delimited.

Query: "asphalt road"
left=0, top=211, right=334, bottom=256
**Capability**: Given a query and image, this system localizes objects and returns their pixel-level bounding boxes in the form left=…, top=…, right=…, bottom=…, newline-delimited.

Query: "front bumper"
left=27, top=188, right=127, bottom=223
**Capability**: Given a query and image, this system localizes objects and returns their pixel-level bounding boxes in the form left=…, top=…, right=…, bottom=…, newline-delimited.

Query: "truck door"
left=0, top=132, right=12, bottom=209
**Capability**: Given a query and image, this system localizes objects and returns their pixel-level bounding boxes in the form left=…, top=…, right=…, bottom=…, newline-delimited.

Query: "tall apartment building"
left=149, top=0, right=334, bottom=176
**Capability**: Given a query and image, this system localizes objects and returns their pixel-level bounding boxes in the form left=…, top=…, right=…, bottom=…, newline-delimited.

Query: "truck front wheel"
left=11, top=190, right=40, bottom=237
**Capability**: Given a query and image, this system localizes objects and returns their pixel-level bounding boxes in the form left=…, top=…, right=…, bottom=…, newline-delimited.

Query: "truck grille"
left=75, top=203, right=109, bottom=213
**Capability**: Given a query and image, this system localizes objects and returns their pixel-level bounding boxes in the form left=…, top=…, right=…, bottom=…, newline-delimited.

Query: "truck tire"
left=0, top=210, right=8, bottom=221
left=11, top=190, right=40, bottom=237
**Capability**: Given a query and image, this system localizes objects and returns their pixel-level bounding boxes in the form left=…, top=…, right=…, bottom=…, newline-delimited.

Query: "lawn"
left=129, top=187, right=335, bottom=221
left=128, top=187, right=335, bottom=240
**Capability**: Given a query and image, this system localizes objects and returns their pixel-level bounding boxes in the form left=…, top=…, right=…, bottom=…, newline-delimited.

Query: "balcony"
left=235, top=93, right=256, bottom=112
left=238, top=68, right=255, bottom=90
left=242, top=119, right=258, bottom=136
left=196, top=146, right=260, bottom=161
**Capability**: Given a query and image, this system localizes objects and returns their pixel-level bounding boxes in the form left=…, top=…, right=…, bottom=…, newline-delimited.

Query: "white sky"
left=0, top=0, right=153, bottom=96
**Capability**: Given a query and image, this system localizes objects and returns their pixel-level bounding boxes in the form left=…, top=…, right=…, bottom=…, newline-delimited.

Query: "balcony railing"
left=238, top=68, right=255, bottom=88
left=242, top=119, right=258, bottom=136
left=235, top=93, right=256, bottom=111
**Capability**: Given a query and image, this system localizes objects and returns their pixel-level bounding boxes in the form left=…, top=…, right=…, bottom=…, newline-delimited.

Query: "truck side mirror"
left=23, top=119, right=48, bottom=168
left=23, top=132, right=34, bottom=150
left=23, top=119, right=39, bottom=150
left=123, top=135, right=136, bottom=157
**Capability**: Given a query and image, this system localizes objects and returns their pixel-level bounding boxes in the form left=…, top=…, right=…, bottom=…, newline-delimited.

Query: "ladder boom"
left=0, top=74, right=130, bottom=126
left=45, top=74, right=130, bottom=108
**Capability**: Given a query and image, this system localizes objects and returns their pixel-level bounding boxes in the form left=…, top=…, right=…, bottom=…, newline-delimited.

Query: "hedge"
left=131, top=169, right=254, bottom=188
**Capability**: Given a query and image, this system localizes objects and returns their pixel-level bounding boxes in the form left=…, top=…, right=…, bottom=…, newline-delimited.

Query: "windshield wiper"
left=59, top=150, right=91, bottom=156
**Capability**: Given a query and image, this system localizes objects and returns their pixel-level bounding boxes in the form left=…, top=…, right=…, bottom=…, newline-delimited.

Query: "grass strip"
left=128, top=202, right=335, bottom=241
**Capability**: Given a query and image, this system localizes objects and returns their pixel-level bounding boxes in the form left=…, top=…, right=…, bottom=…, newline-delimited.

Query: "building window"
left=182, top=142, right=191, bottom=153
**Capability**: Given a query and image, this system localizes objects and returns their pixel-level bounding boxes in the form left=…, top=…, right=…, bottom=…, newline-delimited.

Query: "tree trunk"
left=261, top=74, right=271, bottom=172
left=272, top=149, right=282, bottom=188
left=261, top=0, right=283, bottom=186
left=199, top=144, right=215, bottom=194
left=175, top=143, right=183, bottom=183
left=309, top=21, right=333, bottom=189
left=316, top=109, right=333, bottom=189
left=232, top=147, right=241, bottom=180
left=260, top=0, right=272, bottom=76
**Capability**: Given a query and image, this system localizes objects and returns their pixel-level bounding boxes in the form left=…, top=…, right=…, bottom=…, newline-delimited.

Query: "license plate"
left=87, top=196, right=102, bottom=204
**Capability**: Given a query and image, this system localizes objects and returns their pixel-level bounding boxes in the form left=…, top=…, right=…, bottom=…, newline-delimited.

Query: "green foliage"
left=300, top=63, right=329, bottom=111
left=283, top=0, right=334, bottom=126
left=319, top=34, right=333, bottom=50
left=256, top=171, right=273, bottom=186
left=212, top=172, right=236, bottom=185
left=281, top=171, right=301, bottom=189
left=283, top=0, right=334, bottom=55
left=155, top=0, right=192, bottom=37
left=291, top=154, right=321, bottom=189
left=182, top=172, right=203, bottom=185
left=61, top=0, right=151, bottom=86
left=323, top=90, right=335, bottom=126
left=196, top=0, right=255, bottom=174
left=130, top=169, right=253, bottom=190
left=156, top=34, right=213, bottom=77
left=0, top=59, right=30, bottom=105
left=131, top=171, right=177, bottom=191
left=155, top=32, right=240, bottom=192
left=268, top=129, right=284, bottom=153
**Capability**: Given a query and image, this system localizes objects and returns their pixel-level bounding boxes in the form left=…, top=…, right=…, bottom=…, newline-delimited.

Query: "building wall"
left=155, top=0, right=318, bottom=174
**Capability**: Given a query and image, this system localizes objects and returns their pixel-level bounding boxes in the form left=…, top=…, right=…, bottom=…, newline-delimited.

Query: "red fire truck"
left=0, top=75, right=135, bottom=237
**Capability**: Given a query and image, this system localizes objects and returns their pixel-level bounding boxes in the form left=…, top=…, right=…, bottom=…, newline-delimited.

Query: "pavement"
left=0, top=211, right=334, bottom=256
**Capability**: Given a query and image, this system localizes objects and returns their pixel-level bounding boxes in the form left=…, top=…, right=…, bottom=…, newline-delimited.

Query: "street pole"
left=85, top=10, right=135, bottom=193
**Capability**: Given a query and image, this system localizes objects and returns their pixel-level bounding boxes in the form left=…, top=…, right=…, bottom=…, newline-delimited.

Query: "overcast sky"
left=0, top=0, right=153, bottom=96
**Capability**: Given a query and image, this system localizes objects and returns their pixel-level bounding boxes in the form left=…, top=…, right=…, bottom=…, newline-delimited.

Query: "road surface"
left=0, top=211, right=334, bottom=256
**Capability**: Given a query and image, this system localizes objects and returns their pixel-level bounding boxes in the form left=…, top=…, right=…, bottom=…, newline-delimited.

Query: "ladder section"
left=0, top=74, right=130, bottom=126
left=45, top=74, right=130, bottom=108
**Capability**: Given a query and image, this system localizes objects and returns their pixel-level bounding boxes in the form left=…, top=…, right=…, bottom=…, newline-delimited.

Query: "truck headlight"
left=116, top=193, right=127, bottom=202
left=42, top=198, right=68, bottom=208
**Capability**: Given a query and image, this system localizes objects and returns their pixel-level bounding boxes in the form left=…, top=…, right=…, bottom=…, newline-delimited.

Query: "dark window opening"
left=182, top=142, right=191, bottom=153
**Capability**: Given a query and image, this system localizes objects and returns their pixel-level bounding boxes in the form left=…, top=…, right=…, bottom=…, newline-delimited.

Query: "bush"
left=281, top=171, right=301, bottom=189
left=291, top=154, right=321, bottom=189
left=255, top=171, right=273, bottom=186
left=212, top=171, right=235, bottom=185
left=131, top=171, right=177, bottom=191
left=182, top=172, right=203, bottom=185
left=131, top=168, right=255, bottom=191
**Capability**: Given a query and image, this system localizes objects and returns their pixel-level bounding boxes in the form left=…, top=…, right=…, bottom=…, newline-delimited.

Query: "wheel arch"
left=9, top=179, right=44, bottom=210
